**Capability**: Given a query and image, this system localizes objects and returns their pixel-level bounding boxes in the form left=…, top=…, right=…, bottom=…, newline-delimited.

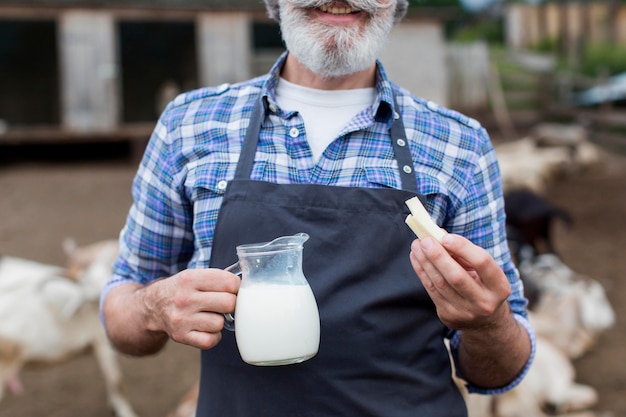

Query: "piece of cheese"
left=405, top=196, right=447, bottom=242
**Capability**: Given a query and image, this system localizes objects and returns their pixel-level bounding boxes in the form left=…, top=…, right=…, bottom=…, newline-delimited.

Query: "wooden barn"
left=0, top=1, right=451, bottom=147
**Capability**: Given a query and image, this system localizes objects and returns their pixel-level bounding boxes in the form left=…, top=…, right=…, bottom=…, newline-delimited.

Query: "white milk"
left=234, top=283, right=320, bottom=366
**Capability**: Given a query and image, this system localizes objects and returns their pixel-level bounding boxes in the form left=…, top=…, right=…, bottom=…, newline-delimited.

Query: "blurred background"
left=1, top=1, right=625, bottom=416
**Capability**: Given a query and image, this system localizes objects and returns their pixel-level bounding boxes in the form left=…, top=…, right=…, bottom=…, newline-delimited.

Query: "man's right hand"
left=102, top=268, right=241, bottom=356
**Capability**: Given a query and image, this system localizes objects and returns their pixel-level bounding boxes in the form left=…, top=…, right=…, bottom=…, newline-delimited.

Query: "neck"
left=281, top=53, right=377, bottom=90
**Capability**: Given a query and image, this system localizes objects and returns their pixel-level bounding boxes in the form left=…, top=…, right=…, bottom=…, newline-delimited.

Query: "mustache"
left=289, top=0, right=394, bottom=14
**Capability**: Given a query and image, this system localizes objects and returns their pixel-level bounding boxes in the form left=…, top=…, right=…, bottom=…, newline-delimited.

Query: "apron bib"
left=197, top=97, right=467, bottom=417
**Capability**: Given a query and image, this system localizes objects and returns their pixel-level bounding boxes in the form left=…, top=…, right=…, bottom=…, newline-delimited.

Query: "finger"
left=168, top=309, right=226, bottom=346
left=410, top=243, right=472, bottom=325
left=185, top=326, right=224, bottom=350
left=196, top=291, right=238, bottom=315
left=441, top=234, right=508, bottom=289
left=415, top=237, right=480, bottom=297
left=178, top=268, right=241, bottom=294
left=410, top=239, right=462, bottom=303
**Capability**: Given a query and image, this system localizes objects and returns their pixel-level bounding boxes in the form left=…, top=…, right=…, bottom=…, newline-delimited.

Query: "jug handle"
left=223, top=262, right=242, bottom=331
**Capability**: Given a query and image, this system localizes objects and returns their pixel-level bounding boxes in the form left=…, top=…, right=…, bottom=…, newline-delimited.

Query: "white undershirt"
left=275, top=77, right=376, bottom=161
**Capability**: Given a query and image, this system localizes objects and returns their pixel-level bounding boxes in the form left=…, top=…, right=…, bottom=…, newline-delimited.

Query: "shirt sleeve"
left=100, top=110, right=195, bottom=314
left=444, top=127, right=536, bottom=394
left=448, top=314, right=537, bottom=394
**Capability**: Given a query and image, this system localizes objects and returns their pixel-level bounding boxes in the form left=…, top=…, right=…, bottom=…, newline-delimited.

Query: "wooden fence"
left=447, top=41, right=557, bottom=137
left=506, top=2, right=626, bottom=50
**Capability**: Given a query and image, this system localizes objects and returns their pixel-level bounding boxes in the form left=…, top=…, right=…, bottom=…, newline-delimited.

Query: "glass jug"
left=224, top=233, right=320, bottom=366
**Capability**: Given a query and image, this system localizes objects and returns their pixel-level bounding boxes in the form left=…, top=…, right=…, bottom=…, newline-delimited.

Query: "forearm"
left=456, top=304, right=532, bottom=390
left=101, top=282, right=170, bottom=356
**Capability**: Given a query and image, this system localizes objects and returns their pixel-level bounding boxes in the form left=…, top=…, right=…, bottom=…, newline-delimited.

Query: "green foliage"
left=408, top=0, right=462, bottom=7
left=450, top=19, right=504, bottom=44
left=530, top=37, right=559, bottom=54
left=528, top=37, right=626, bottom=77
left=579, top=42, right=626, bottom=77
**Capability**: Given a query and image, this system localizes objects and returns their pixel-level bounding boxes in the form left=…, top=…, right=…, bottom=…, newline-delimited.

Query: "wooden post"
left=196, top=12, right=252, bottom=87
left=58, top=10, right=119, bottom=133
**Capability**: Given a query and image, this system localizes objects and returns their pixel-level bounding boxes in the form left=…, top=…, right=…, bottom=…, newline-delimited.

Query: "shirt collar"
left=261, top=51, right=396, bottom=125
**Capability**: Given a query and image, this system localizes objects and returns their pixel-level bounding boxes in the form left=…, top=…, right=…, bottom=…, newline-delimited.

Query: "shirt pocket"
left=364, top=167, right=449, bottom=226
left=363, top=166, right=403, bottom=190
left=185, top=157, right=269, bottom=200
left=185, top=158, right=271, bottom=255
left=412, top=173, right=450, bottom=228
left=184, top=158, right=237, bottom=259
left=185, top=158, right=235, bottom=201
left=363, top=166, right=445, bottom=195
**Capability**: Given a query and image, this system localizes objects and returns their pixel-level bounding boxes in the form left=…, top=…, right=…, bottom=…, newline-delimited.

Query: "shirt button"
left=217, top=180, right=228, bottom=191
left=289, top=127, right=300, bottom=138
left=393, top=111, right=400, bottom=120
left=427, top=100, right=439, bottom=111
left=269, top=103, right=277, bottom=113
left=402, top=165, right=413, bottom=174
left=396, top=138, right=406, bottom=147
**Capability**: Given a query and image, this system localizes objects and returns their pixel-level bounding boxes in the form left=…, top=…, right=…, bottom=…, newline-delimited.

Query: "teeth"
left=319, top=4, right=357, bottom=15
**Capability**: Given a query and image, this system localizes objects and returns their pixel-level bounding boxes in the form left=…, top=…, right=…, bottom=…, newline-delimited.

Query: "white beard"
left=279, top=0, right=395, bottom=78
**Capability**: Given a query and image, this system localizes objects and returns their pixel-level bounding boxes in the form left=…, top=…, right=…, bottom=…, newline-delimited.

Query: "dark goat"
left=504, top=189, right=573, bottom=308
left=505, top=188, right=573, bottom=260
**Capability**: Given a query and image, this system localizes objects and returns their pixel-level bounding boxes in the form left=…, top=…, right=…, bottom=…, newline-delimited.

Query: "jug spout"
left=237, top=233, right=309, bottom=254
left=267, top=232, right=309, bottom=248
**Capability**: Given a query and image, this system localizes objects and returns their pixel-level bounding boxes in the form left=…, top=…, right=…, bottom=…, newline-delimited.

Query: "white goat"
left=460, top=253, right=615, bottom=417
left=0, top=240, right=138, bottom=417
left=495, top=136, right=601, bottom=194
left=460, top=337, right=599, bottom=417
left=521, top=254, right=615, bottom=359
left=167, top=383, right=198, bottom=417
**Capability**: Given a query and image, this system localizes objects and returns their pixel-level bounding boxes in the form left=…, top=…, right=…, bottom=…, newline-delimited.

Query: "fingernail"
left=421, top=238, right=433, bottom=251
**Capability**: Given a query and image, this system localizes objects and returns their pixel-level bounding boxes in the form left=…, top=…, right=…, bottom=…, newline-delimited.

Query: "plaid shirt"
left=102, top=52, right=535, bottom=394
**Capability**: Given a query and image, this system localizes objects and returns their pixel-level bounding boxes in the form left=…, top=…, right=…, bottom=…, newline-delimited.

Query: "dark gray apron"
left=197, top=96, right=467, bottom=417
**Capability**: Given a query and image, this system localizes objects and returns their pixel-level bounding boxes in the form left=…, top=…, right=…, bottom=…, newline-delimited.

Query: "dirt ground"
left=0, top=139, right=625, bottom=417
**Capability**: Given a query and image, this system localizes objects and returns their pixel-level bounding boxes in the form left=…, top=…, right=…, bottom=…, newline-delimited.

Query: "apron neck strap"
left=235, top=93, right=418, bottom=193
left=234, top=97, right=264, bottom=181
left=389, top=94, right=418, bottom=193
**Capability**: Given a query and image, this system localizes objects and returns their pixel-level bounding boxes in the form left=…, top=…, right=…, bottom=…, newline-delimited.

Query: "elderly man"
left=100, top=0, right=535, bottom=415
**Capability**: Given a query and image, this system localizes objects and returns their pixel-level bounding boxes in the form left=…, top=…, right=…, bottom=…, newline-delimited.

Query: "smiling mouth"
left=318, top=3, right=359, bottom=15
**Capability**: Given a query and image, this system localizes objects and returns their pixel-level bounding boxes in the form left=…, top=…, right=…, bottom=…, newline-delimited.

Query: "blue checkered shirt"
left=101, top=52, right=535, bottom=394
